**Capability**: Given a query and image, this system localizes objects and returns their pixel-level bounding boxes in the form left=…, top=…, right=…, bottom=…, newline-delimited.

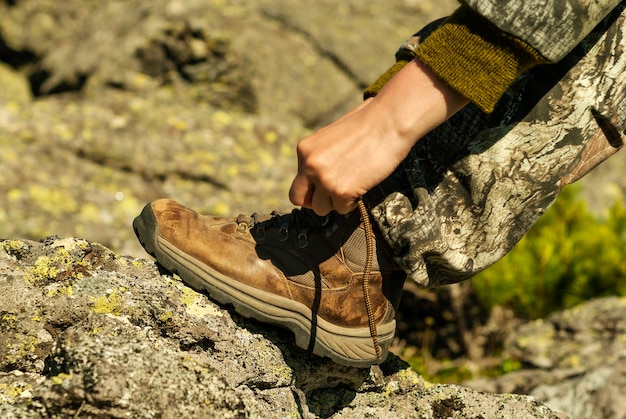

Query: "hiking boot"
left=133, top=199, right=405, bottom=367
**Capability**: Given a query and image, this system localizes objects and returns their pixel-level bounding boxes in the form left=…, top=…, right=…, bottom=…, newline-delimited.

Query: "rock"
left=0, top=63, right=31, bottom=105
left=0, top=237, right=563, bottom=418
left=0, top=0, right=457, bottom=120
left=463, top=297, right=626, bottom=418
left=0, top=0, right=458, bottom=259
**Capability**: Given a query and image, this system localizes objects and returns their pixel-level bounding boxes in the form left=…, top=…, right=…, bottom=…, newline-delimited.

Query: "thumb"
left=289, top=174, right=315, bottom=208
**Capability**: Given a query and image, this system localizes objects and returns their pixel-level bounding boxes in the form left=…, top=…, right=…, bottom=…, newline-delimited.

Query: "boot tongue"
left=237, top=207, right=351, bottom=231
left=299, top=208, right=330, bottom=228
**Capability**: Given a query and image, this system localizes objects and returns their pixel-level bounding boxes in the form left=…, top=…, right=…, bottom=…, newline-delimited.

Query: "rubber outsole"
left=132, top=203, right=394, bottom=368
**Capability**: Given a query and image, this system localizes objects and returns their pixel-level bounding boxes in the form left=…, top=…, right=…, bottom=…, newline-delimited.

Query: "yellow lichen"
left=45, top=285, right=74, bottom=297
left=1, top=239, right=29, bottom=255
left=565, top=354, right=581, bottom=368
left=26, top=245, right=88, bottom=284
left=30, top=310, right=43, bottom=322
left=27, top=185, right=78, bottom=214
left=88, top=326, right=104, bottom=335
left=272, top=364, right=293, bottom=382
left=0, top=382, right=31, bottom=403
left=179, top=286, right=198, bottom=306
left=264, top=130, right=278, bottom=144
left=25, top=256, right=60, bottom=282
left=50, top=373, right=73, bottom=386
left=131, top=259, right=146, bottom=269
left=5, top=335, right=38, bottom=364
left=208, top=202, right=230, bottom=216
left=90, top=290, right=123, bottom=315
left=6, top=188, right=22, bottom=203
left=396, top=367, right=422, bottom=386
left=211, top=110, right=232, bottom=125
left=1, top=313, right=17, bottom=329
left=159, top=310, right=174, bottom=323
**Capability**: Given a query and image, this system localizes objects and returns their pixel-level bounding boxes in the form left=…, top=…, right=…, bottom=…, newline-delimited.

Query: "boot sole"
left=133, top=203, right=395, bottom=368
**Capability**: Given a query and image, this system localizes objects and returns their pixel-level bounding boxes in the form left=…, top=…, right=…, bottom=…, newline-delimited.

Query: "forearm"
left=363, top=58, right=469, bottom=155
left=396, top=1, right=621, bottom=113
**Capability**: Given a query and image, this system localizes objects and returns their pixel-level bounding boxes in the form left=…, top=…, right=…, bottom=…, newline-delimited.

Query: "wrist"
left=370, top=58, right=468, bottom=151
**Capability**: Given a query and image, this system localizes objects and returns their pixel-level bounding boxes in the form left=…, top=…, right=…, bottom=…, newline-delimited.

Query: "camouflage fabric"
left=364, top=3, right=626, bottom=287
left=463, top=0, right=622, bottom=61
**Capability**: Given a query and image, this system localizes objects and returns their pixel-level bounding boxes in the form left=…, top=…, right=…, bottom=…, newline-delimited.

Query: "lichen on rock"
left=0, top=237, right=564, bottom=418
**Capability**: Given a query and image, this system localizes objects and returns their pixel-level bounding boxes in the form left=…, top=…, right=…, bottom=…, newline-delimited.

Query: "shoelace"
left=236, top=199, right=381, bottom=362
left=357, top=198, right=381, bottom=362
left=236, top=208, right=320, bottom=247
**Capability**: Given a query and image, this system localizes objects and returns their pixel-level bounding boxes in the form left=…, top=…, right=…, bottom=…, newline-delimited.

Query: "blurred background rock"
left=0, top=0, right=458, bottom=258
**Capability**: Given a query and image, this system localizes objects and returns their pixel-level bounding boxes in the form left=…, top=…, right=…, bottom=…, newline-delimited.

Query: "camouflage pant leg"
left=364, top=4, right=626, bottom=288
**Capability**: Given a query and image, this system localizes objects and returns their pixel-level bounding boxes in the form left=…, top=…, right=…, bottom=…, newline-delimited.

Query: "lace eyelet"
left=236, top=222, right=248, bottom=234
left=324, top=223, right=339, bottom=238
left=256, top=226, right=266, bottom=240
left=297, top=230, right=308, bottom=248
left=279, top=222, right=289, bottom=242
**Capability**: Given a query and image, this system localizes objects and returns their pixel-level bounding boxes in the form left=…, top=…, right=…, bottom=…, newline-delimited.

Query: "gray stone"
left=0, top=63, right=31, bottom=105
left=0, top=0, right=460, bottom=259
left=464, top=297, right=626, bottom=418
left=0, top=237, right=563, bottom=418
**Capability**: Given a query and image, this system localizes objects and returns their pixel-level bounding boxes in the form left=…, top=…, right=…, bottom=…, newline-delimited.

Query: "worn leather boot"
left=133, top=199, right=405, bottom=367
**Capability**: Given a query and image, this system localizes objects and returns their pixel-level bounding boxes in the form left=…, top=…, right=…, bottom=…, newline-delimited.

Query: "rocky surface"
left=0, top=0, right=459, bottom=259
left=0, top=237, right=565, bottom=418
left=464, top=297, right=626, bottom=418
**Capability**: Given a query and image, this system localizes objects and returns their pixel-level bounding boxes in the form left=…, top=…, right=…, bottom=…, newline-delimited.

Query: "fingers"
left=332, top=196, right=358, bottom=215
left=311, top=187, right=333, bottom=216
left=289, top=174, right=333, bottom=216
left=290, top=174, right=357, bottom=216
left=289, top=174, right=314, bottom=208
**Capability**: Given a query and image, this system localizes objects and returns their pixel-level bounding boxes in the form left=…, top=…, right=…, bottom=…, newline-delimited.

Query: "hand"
left=289, top=98, right=407, bottom=215
left=289, top=59, right=469, bottom=215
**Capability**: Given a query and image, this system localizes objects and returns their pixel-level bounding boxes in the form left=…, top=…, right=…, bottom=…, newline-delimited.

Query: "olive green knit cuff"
left=363, top=60, right=410, bottom=100
left=414, top=4, right=549, bottom=113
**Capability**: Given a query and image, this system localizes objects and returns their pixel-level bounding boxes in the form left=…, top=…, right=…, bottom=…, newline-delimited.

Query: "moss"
left=472, top=186, right=626, bottom=319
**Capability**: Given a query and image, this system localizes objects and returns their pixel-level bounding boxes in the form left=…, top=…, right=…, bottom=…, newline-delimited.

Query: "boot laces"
left=236, top=207, right=342, bottom=248
left=357, top=199, right=381, bottom=362
left=235, top=199, right=381, bottom=362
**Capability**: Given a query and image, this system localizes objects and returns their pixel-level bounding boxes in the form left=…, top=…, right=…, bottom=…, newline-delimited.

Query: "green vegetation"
left=471, top=185, right=626, bottom=319
left=404, top=185, right=626, bottom=383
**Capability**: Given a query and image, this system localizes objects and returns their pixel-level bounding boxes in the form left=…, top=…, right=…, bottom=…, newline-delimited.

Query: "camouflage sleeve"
left=462, top=0, right=623, bottom=61
left=365, top=4, right=626, bottom=287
